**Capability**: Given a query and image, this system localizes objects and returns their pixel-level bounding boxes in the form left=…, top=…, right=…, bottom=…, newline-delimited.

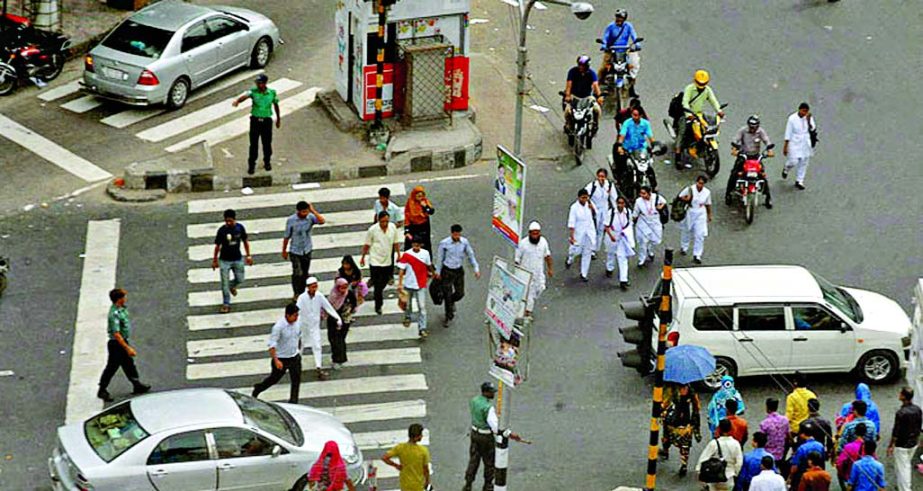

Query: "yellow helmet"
left=694, top=69, right=710, bottom=87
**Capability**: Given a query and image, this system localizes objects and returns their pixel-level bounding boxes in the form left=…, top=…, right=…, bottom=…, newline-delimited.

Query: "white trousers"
left=303, top=326, right=323, bottom=369
left=568, top=242, right=594, bottom=278
left=785, top=155, right=811, bottom=183
left=525, top=277, right=545, bottom=312
left=606, top=250, right=630, bottom=282
left=681, top=212, right=708, bottom=258
left=636, top=234, right=659, bottom=265
left=894, top=446, right=914, bottom=491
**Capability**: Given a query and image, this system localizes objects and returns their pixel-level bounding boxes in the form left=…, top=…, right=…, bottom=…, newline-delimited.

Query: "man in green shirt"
left=674, top=69, right=724, bottom=167
left=382, top=423, right=431, bottom=491
left=97, top=288, right=150, bottom=402
left=232, top=74, right=281, bottom=175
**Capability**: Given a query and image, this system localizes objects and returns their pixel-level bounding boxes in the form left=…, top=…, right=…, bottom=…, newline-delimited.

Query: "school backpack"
left=668, top=91, right=685, bottom=120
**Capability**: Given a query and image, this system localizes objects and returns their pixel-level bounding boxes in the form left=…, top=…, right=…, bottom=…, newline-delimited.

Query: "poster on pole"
left=492, top=145, right=526, bottom=248
left=485, top=257, right=530, bottom=339
left=490, top=327, right=524, bottom=388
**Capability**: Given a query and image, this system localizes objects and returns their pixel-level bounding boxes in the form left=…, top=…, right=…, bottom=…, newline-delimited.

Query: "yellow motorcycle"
left=666, top=104, right=727, bottom=178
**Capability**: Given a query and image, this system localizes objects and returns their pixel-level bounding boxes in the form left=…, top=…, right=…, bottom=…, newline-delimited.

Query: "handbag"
left=698, top=437, right=728, bottom=483
left=429, top=275, right=444, bottom=305
left=670, top=188, right=690, bottom=222
left=656, top=195, right=669, bottom=225
left=809, top=116, right=819, bottom=148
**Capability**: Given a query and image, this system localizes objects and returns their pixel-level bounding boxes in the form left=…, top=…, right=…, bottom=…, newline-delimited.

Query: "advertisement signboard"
left=491, top=145, right=526, bottom=248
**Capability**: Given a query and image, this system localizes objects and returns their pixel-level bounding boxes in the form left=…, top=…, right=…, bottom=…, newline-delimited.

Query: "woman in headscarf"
left=707, top=375, right=746, bottom=434
left=307, top=440, right=355, bottom=491
left=326, top=278, right=357, bottom=370
left=835, top=382, right=881, bottom=432
left=660, top=383, right=702, bottom=477
left=337, top=255, right=368, bottom=304
left=404, top=185, right=435, bottom=252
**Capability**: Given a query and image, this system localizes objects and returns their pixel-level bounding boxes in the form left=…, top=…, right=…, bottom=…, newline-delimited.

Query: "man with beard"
left=515, top=221, right=553, bottom=317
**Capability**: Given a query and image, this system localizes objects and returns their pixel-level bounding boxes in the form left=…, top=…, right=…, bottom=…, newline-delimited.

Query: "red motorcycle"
left=733, top=143, right=774, bottom=225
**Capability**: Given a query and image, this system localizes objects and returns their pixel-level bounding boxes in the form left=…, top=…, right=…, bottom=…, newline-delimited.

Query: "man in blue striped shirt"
left=435, top=224, right=480, bottom=327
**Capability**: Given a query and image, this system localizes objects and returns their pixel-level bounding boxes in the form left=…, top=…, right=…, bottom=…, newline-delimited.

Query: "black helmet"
left=614, top=8, right=628, bottom=19
left=747, top=115, right=760, bottom=127
left=576, top=55, right=591, bottom=67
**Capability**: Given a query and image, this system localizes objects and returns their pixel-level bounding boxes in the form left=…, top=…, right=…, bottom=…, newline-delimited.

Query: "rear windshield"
left=102, top=20, right=173, bottom=58
left=84, top=402, right=149, bottom=462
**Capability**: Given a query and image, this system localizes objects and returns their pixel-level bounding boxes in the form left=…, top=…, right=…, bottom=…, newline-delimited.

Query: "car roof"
left=130, top=389, right=242, bottom=434
left=130, top=1, right=214, bottom=31
left=672, top=265, right=822, bottom=301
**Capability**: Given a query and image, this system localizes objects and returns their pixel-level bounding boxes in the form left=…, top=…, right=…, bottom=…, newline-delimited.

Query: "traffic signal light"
left=618, top=297, right=657, bottom=374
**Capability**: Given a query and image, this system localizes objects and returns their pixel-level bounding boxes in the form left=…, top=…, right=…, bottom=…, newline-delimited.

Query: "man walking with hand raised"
left=232, top=74, right=281, bottom=175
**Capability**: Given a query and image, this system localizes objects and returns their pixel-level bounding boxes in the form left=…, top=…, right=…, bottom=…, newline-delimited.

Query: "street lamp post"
left=512, top=0, right=594, bottom=157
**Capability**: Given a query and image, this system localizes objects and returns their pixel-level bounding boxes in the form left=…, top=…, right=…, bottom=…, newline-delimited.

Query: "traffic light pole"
left=644, top=249, right=673, bottom=490
left=373, top=0, right=387, bottom=129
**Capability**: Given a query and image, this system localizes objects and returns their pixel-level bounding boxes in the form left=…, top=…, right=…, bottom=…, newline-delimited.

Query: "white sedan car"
left=49, top=389, right=364, bottom=491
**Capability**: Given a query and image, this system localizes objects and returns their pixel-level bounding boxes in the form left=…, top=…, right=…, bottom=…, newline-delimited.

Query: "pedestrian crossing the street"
left=183, top=183, right=430, bottom=489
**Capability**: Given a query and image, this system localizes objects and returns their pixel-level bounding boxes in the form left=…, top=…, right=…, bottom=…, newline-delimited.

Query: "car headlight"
left=343, top=443, right=360, bottom=465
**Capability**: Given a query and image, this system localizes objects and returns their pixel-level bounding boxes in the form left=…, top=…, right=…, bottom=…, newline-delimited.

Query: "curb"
left=106, top=181, right=166, bottom=202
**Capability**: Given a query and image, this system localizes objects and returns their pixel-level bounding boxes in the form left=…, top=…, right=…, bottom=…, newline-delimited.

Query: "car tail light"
left=75, top=473, right=94, bottom=491
left=138, top=69, right=159, bottom=86
left=84, top=54, right=94, bottom=72
left=667, top=331, right=680, bottom=347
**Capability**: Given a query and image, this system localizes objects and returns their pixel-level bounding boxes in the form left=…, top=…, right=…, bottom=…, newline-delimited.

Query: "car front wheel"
left=700, top=357, right=737, bottom=392
left=856, top=350, right=899, bottom=384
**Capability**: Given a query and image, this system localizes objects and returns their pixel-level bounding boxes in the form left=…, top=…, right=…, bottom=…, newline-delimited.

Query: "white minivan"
left=654, top=265, right=912, bottom=389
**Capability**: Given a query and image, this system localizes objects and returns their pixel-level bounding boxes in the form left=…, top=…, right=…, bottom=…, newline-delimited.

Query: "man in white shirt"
left=696, top=419, right=744, bottom=490
left=566, top=188, right=597, bottom=282
left=515, top=221, right=553, bottom=317
left=748, top=455, right=786, bottom=491
left=295, top=277, right=341, bottom=380
left=783, top=102, right=816, bottom=190
left=398, top=236, right=434, bottom=338
left=584, top=168, right=619, bottom=258
left=252, top=303, right=302, bottom=402
left=360, top=211, right=402, bottom=315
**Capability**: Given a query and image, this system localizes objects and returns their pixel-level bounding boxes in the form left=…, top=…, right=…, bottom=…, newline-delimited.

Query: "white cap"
left=305, top=276, right=319, bottom=286
left=528, top=221, right=541, bottom=231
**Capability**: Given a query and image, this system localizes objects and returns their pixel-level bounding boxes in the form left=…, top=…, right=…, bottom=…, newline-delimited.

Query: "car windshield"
left=84, top=402, right=149, bottom=462
left=102, top=20, right=172, bottom=58
left=227, top=391, right=303, bottom=446
left=811, top=272, right=863, bottom=323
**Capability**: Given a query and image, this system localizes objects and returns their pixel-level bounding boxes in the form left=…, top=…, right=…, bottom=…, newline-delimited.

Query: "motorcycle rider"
left=674, top=70, right=725, bottom=169
left=564, top=55, right=603, bottom=149
left=615, top=106, right=656, bottom=191
left=726, top=115, right=775, bottom=208
left=599, top=9, right=640, bottom=98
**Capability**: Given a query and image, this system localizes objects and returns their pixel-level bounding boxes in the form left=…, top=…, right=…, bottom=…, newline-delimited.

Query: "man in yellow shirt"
left=382, top=424, right=431, bottom=491
left=786, top=372, right=817, bottom=435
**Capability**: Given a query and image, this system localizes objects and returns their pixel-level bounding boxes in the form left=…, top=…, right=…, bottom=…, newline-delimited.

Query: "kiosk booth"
left=335, top=0, right=471, bottom=122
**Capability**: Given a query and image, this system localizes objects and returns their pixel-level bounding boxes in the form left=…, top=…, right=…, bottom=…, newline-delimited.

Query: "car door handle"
left=219, top=463, right=235, bottom=471
left=150, top=469, right=168, bottom=478
left=738, top=338, right=754, bottom=343
left=793, top=337, right=808, bottom=342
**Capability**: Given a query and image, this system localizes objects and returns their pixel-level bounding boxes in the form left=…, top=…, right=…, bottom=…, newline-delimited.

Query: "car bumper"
left=47, top=455, right=70, bottom=491
left=80, top=73, right=165, bottom=106
left=348, top=460, right=367, bottom=484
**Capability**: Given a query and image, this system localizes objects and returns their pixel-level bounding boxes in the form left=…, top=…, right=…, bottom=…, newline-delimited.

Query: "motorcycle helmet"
left=576, top=55, right=591, bottom=67
left=614, top=8, right=628, bottom=19
left=693, top=69, right=710, bottom=87
left=747, top=115, right=760, bottom=128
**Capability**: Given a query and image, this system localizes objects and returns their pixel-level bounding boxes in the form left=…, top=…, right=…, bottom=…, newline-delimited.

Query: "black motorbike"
left=560, top=92, right=598, bottom=166
left=595, top=37, right=642, bottom=113
left=0, top=29, right=69, bottom=96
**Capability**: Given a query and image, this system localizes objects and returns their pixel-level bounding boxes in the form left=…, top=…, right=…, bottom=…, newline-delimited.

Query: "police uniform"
left=464, top=383, right=498, bottom=491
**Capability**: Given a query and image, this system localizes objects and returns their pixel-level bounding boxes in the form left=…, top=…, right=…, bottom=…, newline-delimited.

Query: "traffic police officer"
left=464, top=382, right=498, bottom=491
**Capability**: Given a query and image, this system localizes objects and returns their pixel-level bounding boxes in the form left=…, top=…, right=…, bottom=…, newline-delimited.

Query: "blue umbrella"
left=664, top=345, right=716, bottom=384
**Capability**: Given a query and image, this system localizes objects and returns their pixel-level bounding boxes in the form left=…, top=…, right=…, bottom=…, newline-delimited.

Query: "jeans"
left=252, top=355, right=301, bottom=403
left=219, top=259, right=245, bottom=306
left=248, top=117, right=273, bottom=168
left=404, top=287, right=427, bottom=333
left=369, top=265, right=393, bottom=311
left=289, top=252, right=312, bottom=296
left=99, top=339, right=142, bottom=390
left=440, top=267, right=465, bottom=318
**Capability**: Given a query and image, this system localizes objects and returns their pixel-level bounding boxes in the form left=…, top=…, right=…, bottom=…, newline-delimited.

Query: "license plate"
left=101, top=66, right=127, bottom=80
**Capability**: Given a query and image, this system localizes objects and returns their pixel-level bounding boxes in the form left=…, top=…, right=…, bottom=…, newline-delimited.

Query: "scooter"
left=663, top=104, right=727, bottom=178
left=560, top=92, right=598, bottom=166
left=732, top=143, right=774, bottom=225
left=0, top=255, right=8, bottom=295
left=595, top=37, right=642, bottom=113
left=0, top=32, right=70, bottom=96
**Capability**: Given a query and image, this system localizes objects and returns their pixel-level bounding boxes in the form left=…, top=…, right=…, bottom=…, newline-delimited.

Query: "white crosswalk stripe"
left=183, top=183, right=428, bottom=488
left=38, top=80, right=80, bottom=101
left=60, top=95, right=102, bottom=113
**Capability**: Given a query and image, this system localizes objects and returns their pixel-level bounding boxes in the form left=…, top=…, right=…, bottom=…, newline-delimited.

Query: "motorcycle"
left=610, top=147, right=656, bottom=202
left=0, top=31, right=70, bottom=96
left=732, top=143, right=774, bottom=225
left=663, top=103, right=727, bottom=178
left=0, top=255, right=8, bottom=295
left=560, top=92, right=598, bottom=166
left=595, top=37, right=642, bottom=113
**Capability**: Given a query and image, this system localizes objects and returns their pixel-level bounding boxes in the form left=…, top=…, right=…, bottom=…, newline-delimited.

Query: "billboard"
left=492, top=145, right=526, bottom=247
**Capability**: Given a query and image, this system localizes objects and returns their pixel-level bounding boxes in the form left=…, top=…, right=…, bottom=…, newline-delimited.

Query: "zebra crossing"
left=183, top=183, right=428, bottom=488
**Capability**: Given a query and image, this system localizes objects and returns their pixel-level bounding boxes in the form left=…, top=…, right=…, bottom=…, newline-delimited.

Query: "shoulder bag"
left=698, top=437, right=728, bottom=483
left=656, top=195, right=669, bottom=225
left=670, top=187, right=690, bottom=222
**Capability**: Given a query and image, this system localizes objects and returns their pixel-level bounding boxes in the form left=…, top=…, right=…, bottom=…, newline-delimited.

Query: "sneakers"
left=132, top=383, right=151, bottom=395
left=375, top=307, right=383, bottom=316
left=97, top=389, right=113, bottom=402
left=693, top=256, right=703, bottom=264
left=781, top=168, right=789, bottom=179
left=580, top=275, right=589, bottom=283
left=620, top=281, right=629, bottom=291
left=795, top=182, right=806, bottom=190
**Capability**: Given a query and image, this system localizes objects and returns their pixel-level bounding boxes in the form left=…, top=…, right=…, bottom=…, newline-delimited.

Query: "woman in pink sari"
left=307, top=441, right=355, bottom=491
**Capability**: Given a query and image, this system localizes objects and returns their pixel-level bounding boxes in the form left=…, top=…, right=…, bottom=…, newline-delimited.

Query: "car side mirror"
left=839, top=322, right=849, bottom=333
left=271, top=445, right=282, bottom=458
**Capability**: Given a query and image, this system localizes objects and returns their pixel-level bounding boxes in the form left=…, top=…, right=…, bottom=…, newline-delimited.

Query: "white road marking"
left=188, top=257, right=348, bottom=284
left=410, top=172, right=488, bottom=184
left=65, top=220, right=121, bottom=424
left=187, top=302, right=402, bottom=331
left=316, top=400, right=426, bottom=424
left=187, top=347, right=421, bottom=379
left=236, top=373, right=427, bottom=402
left=187, top=183, right=404, bottom=214
left=166, top=87, right=321, bottom=153
left=136, top=78, right=302, bottom=143
left=186, top=209, right=376, bottom=239
left=187, top=279, right=393, bottom=307
left=60, top=95, right=103, bottom=113
left=188, top=230, right=368, bottom=261
left=0, top=114, right=112, bottom=182
left=187, top=325, right=418, bottom=359
left=354, top=429, right=430, bottom=451
left=101, top=70, right=261, bottom=128
left=38, top=80, right=80, bottom=102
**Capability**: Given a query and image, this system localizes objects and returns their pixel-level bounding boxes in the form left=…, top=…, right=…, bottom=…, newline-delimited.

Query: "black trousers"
left=289, top=252, right=312, bottom=296
left=369, top=265, right=393, bottom=311
left=99, top=339, right=141, bottom=390
left=253, top=355, right=302, bottom=403
left=248, top=117, right=273, bottom=167
left=441, top=267, right=465, bottom=317
left=465, top=431, right=495, bottom=490
left=327, top=317, right=350, bottom=364
left=726, top=155, right=772, bottom=201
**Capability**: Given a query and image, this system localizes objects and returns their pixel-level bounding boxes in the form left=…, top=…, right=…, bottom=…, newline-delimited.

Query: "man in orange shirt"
left=715, top=399, right=749, bottom=446
left=797, top=451, right=832, bottom=491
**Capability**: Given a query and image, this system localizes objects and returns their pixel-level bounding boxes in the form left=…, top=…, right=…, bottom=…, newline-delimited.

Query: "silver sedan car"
left=48, top=389, right=365, bottom=491
left=81, top=1, right=281, bottom=108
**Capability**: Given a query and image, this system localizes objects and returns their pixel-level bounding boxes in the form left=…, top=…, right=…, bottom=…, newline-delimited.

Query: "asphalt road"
left=1, top=0, right=922, bottom=490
